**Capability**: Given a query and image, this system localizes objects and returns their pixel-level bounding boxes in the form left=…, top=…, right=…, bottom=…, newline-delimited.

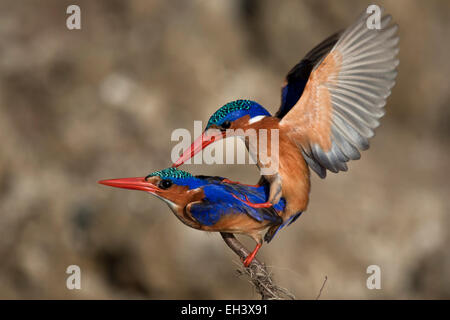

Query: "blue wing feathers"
left=189, top=181, right=285, bottom=226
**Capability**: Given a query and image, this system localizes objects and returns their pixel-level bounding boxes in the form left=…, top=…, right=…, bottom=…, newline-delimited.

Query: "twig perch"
left=220, top=232, right=295, bottom=300
left=316, top=276, right=328, bottom=300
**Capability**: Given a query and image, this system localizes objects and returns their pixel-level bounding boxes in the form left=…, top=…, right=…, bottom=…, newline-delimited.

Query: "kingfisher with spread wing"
left=173, top=11, right=399, bottom=229
left=99, top=168, right=289, bottom=266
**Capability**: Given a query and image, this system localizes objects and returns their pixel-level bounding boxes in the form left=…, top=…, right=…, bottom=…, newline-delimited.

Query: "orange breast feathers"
left=242, top=116, right=312, bottom=215
left=200, top=212, right=273, bottom=243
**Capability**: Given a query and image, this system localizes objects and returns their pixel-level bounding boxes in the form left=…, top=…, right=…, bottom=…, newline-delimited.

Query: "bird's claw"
left=242, top=255, right=254, bottom=268
left=231, top=193, right=273, bottom=208
left=222, top=179, right=260, bottom=188
left=241, top=243, right=262, bottom=267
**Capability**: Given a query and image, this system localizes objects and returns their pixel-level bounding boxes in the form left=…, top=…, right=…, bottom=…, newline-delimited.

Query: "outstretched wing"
left=275, top=31, right=342, bottom=119
left=279, top=10, right=399, bottom=178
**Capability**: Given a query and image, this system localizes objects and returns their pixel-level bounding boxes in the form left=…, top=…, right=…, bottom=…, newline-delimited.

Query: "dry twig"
left=315, top=276, right=328, bottom=300
left=220, top=232, right=295, bottom=300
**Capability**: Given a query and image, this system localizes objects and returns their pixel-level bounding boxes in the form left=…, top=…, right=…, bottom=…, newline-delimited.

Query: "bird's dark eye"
left=221, top=121, right=231, bottom=129
left=159, top=179, right=173, bottom=189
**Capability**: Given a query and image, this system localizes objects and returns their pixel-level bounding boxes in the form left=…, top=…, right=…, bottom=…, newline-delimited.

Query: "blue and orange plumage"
left=99, top=168, right=296, bottom=266
left=173, top=10, right=399, bottom=231
left=100, top=10, right=399, bottom=267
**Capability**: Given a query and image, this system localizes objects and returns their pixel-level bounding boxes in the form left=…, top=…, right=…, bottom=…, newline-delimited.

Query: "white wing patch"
left=248, top=115, right=266, bottom=125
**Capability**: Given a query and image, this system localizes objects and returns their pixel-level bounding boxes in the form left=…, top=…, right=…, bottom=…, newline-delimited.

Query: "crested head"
left=206, top=99, right=271, bottom=129
left=145, top=167, right=205, bottom=189
left=145, top=167, right=193, bottom=180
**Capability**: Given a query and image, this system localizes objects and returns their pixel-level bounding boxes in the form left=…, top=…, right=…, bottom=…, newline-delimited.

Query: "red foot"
left=222, top=179, right=260, bottom=188
left=231, top=193, right=273, bottom=208
left=243, top=243, right=262, bottom=267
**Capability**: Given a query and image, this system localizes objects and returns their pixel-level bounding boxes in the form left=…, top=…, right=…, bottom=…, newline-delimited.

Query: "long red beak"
left=98, top=177, right=160, bottom=193
left=172, top=130, right=225, bottom=167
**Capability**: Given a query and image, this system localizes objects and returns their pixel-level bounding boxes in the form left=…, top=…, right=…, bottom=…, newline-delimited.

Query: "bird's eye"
left=221, top=121, right=231, bottom=129
left=159, top=179, right=173, bottom=190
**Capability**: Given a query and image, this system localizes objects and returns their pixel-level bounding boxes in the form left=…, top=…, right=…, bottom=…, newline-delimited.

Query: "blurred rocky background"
left=0, top=0, right=449, bottom=299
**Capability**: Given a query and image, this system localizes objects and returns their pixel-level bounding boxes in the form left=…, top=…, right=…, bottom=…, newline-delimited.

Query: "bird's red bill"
left=172, top=130, right=225, bottom=167
left=98, top=177, right=159, bottom=193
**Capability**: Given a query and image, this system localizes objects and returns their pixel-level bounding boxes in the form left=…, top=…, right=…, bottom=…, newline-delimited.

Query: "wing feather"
left=280, top=9, right=399, bottom=178
left=275, top=31, right=342, bottom=119
left=190, top=183, right=283, bottom=225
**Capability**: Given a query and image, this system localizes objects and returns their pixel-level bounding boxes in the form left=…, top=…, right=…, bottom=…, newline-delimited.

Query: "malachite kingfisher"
left=98, top=167, right=297, bottom=267
left=173, top=10, right=399, bottom=227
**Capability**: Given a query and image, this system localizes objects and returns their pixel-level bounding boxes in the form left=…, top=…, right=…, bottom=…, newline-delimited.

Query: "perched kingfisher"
left=173, top=11, right=399, bottom=226
left=98, top=167, right=293, bottom=267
